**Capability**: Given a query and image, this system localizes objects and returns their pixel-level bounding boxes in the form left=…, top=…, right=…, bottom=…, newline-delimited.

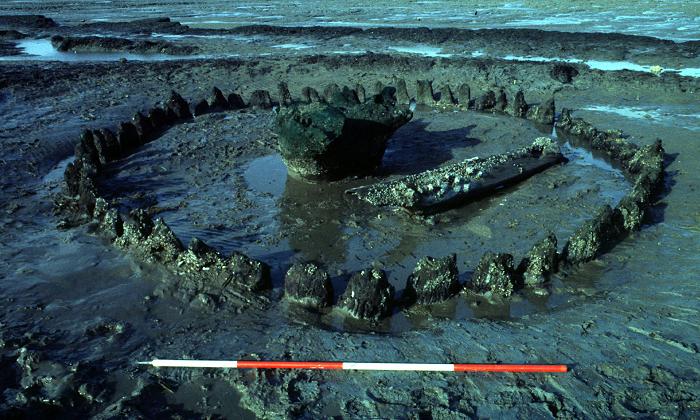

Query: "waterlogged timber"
left=347, top=137, right=565, bottom=213
left=0, top=8, right=699, bottom=419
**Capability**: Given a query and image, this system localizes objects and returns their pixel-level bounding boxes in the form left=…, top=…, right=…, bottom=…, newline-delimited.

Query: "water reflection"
left=0, top=39, right=203, bottom=62
left=278, top=175, right=355, bottom=265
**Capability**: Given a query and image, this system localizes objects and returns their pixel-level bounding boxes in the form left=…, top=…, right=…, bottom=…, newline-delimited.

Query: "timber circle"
left=57, top=79, right=666, bottom=329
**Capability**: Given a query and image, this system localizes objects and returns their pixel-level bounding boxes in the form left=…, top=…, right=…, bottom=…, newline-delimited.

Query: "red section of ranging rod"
left=236, top=361, right=343, bottom=370
left=453, top=364, right=568, bottom=373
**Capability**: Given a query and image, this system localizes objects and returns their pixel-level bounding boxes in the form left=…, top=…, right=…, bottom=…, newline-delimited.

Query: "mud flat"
left=0, top=13, right=699, bottom=419
left=1, top=1, right=700, bottom=41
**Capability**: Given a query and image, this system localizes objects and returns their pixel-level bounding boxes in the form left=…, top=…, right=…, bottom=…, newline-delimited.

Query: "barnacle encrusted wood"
left=346, top=137, right=565, bottom=213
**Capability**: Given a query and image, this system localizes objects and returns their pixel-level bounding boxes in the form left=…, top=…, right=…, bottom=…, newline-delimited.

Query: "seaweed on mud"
left=50, top=35, right=198, bottom=55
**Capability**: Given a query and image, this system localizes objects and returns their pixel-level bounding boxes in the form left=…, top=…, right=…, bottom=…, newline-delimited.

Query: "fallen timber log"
left=346, top=137, right=565, bottom=213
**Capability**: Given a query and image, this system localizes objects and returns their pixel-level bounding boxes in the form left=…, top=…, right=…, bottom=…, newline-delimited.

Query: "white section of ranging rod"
left=342, top=362, right=454, bottom=371
left=144, top=359, right=239, bottom=368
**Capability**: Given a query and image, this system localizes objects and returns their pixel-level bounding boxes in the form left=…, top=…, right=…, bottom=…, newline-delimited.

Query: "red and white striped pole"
left=138, top=360, right=568, bottom=373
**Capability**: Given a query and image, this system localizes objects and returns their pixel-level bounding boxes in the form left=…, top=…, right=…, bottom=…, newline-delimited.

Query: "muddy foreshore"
left=2, top=14, right=700, bottom=67
left=1, top=16, right=699, bottom=419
